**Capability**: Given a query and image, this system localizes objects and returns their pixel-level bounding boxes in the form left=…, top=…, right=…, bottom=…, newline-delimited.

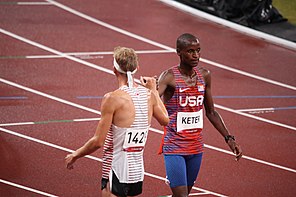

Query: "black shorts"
left=111, top=170, right=143, bottom=197
left=101, top=178, right=109, bottom=190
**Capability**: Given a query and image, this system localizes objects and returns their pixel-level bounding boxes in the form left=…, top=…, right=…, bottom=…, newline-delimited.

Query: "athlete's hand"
left=227, top=140, right=243, bottom=161
left=65, top=153, right=77, bottom=170
left=140, top=76, right=157, bottom=91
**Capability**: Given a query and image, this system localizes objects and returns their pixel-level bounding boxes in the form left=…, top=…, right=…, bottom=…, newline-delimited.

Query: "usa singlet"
left=110, top=85, right=150, bottom=183
left=160, top=65, right=205, bottom=155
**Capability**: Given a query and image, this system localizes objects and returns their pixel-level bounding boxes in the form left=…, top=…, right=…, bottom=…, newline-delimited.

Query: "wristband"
left=225, top=135, right=235, bottom=143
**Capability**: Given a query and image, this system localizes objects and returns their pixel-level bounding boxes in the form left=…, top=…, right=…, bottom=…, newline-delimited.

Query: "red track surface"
left=1, top=0, right=296, bottom=197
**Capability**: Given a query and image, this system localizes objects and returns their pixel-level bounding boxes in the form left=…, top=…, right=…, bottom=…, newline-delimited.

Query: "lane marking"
left=201, top=58, right=296, bottom=91
left=0, top=127, right=226, bottom=197
left=46, top=0, right=174, bottom=51
left=215, top=104, right=296, bottom=131
left=0, top=2, right=52, bottom=5
left=1, top=72, right=295, bottom=132
left=214, top=95, right=296, bottom=99
left=44, top=1, right=296, bottom=91
left=159, top=0, right=296, bottom=51
left=0, top=78, right=101, bottom=115
left=0, top=96, right=27, bottom=99
left=0, top=49, right=172, bottom=59
left=0, top=28, right=296, bottom=127
left=237, top=106, right=296, bottom=113
left=76, top=96, right=104, bottom=99
left=0, top=179, right=58, bottom=197
left=17, top=2, right=52, bottom=5
left=1, top=27, right=295, bottom=92
left=1, top=78, right=296, bottom=173
left=0, top=118, right=100, bottom=127
left=205, top=144, right=296, bottom=173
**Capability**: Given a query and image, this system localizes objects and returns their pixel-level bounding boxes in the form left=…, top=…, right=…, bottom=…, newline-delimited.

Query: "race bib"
left=177, top=110, right=203, bottom=132
left=123, top=128, right=148, bottom=152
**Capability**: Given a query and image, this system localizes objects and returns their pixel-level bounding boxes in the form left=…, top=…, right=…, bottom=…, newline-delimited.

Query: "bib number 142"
left=123, top=129, right=148, bottom=152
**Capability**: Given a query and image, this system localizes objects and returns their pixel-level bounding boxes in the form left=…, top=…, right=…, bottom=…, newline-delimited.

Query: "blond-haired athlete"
left=65, top=46, right=169, bottom=197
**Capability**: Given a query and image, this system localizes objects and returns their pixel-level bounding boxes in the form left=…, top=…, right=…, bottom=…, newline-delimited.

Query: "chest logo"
left=179, top=87, right=191, bottom=93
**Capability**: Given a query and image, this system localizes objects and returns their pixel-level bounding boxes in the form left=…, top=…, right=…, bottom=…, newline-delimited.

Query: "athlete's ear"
left=176, top=48, right=181, bottom=56
left=113, top=66, right=118, bottom=75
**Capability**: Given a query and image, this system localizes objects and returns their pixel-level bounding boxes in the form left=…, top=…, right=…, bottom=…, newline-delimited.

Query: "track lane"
left=1, top=0, right=289, bottom=196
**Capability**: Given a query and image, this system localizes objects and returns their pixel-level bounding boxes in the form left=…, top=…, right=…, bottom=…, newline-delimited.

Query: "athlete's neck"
left=178, top=65, right=196, bottom=79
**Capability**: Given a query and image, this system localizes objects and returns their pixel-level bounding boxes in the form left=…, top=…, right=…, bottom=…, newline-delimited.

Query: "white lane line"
left=144, top=172, right=214, bottom=196
left=2, top=49, right=171, bottom=59
left=45, top=0, right=296, bottom=91
left=0, top=25, right=295, bottom=98
left=17, top=2, right=52, bottom=5
left=215, top=104, right=296, bottom=131
left=0, top=28, right=115, bottom=76
left=0, top=127, right=225, bottom=197
left=237, top=107, right=275, bottom=112
left=159, top=0, right=296, bottom=51
left=0, top=118, right=100, bottom=127
left=1, top=78, right=295, bottom=173
left=205, top=144, right=296, bottom=173
left=0, top=122, right=35, bottom=127
left=0, top=78, right=101, bottom=115
left=0, top=179, right=58, bottom=197
left=201, top=58, right=296, bottom=91
left=46, top=0, right=175, bottom=52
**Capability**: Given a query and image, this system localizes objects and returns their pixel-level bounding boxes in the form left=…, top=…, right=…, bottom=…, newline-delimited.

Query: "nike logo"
left=179, top=88, right=191, bottom=93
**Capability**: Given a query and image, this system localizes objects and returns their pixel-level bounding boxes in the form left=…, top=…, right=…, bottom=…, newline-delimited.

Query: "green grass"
left=273, top=0, right=296, bottom=25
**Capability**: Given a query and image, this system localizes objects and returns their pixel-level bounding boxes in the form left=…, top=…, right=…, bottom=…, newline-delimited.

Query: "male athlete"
left=158, top=33, right=243, bottom=197
left=65, top=46, right=169, bottom=197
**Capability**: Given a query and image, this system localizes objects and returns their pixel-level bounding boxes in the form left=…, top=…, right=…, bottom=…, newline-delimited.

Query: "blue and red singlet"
left=160, top=65, right=206, bottom=155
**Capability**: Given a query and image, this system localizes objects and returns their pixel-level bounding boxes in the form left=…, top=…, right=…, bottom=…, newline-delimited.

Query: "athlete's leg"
left=171, top=186, right=188, bottom=197
left=185, top=153, right=203, bottom=194
left=164, top=154, right=188, bottom=197
left=101, top=178, right=115, bottom=197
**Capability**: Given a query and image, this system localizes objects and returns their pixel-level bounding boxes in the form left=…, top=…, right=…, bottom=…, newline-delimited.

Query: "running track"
left=0, top=0, right=295, bottom=196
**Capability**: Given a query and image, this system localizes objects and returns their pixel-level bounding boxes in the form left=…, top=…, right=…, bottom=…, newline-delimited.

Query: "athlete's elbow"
left=91, top=136, right=104, bottom=149
left=160, top=116, right=170, bottom=126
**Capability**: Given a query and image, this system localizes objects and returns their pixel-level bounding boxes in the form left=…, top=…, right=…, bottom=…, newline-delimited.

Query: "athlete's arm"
left=202, top=69, right=243, bottom=161
left=65, top=93, right=115, bottom=169
left=158, top=69, right=175, bottom=102
left=141, top=76, right=169, bottom=126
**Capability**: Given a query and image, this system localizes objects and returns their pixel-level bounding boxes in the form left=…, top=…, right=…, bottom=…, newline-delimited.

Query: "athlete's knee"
left=172, top=194, right=188, bottom=197
left=171, top=186, right=188, bottom=197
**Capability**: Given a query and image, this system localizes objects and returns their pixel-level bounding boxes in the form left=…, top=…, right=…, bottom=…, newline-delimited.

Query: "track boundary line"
left=1, top=77, right=295, bottom=173
left=45, top=0, right=296, bottom=91
left=159, top=0, right=296, bottom=51
left=0, top=127, right=226, bottom=197
left=0, top=179, right=58, bottom=197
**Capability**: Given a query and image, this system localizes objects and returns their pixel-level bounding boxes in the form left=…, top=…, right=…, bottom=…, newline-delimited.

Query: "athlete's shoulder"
left=198, top=66, right=210, bottom=76
left=197, top=67, right=211, bottom=82
left=159, top=67, right=175, bottom=84
left=102, top=90, right=125, bottom=104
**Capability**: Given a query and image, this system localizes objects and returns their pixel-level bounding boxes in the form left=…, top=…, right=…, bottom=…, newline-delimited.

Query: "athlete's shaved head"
left=113, top=46, right=138, bottom=73
left=176, top=33, right=199, bottom=52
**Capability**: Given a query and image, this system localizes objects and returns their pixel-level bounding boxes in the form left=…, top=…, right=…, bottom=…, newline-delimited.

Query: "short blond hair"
left=113, top=46, right=138, bottom=72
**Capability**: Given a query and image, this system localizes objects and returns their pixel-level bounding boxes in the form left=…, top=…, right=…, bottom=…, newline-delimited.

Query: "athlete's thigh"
left=185, top=153, right=203, bottom=186
left=164, top=154, right=187, bottom=188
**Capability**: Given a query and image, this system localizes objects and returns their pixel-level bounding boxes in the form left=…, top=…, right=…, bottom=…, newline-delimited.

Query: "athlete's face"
left=178, top=39, right=201, bottom=68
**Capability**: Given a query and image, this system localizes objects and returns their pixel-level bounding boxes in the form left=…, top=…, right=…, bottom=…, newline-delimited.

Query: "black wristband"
left=225, top=135, right=235, bottom=143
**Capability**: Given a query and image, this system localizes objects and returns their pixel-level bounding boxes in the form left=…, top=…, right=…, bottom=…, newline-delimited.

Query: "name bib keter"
left=177, top=110, right=203, bottom=132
